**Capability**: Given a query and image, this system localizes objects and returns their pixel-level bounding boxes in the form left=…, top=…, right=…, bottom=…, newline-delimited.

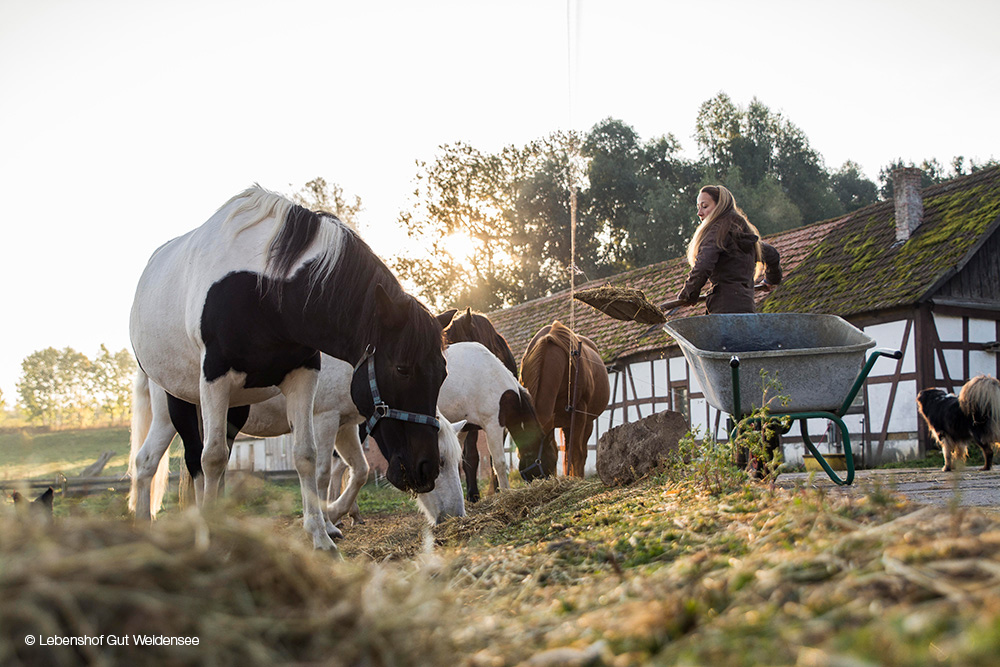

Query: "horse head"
left=351, top=284, right=447, bottom=494
left=517, top=427, right=559, bottom=482
left=498, top=387, right=548, bottom=481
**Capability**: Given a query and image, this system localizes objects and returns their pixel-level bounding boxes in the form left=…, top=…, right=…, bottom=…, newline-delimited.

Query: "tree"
left=92, top=345, right=137, bottom=425
left=391, top=139, right=562, bottom=311
left=18, top=347, right=65, bottom=426
left=715, top=167, right=802, bottom=236
left=695, top=93, right=844, bottom=227
left=831, top=161, right=879, bottom=212
left=289, top=177, right=364, bottom=231
left=878, top=156, right=1000, bottom=198
left=58, top=348, right=93, bottom=427
left=16, top=345, right=137, bottom=427
left=583, top=119, right=702, bottom=269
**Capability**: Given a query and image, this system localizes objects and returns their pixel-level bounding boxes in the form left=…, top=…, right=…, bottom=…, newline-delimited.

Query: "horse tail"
left=127, top=369, right=151, bottom=513
left=521, top=339, right=562, bottom=429
left=127, top=368, right=171, bottom=516
left=959, top=375, right=1000, bottom=442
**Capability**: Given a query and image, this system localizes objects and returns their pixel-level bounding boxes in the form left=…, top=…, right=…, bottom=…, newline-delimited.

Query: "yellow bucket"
left=803, top=453, right=847, bottom=472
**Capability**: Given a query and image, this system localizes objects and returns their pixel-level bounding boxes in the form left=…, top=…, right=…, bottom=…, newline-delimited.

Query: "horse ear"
left=437, top=309, right=458, bottom=329
left=375, top=284, right=407, bottom=330
left=464, top=307, right=472, bottom=318
left=450, top=419, right=467, bottom=433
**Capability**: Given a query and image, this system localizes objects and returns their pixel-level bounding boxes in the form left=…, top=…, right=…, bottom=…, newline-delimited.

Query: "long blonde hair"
left=686, top=185, right=764, bottom=276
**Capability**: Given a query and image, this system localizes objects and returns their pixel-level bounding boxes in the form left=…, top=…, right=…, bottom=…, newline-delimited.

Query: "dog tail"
left=959, top=375, right=1000, bottom=443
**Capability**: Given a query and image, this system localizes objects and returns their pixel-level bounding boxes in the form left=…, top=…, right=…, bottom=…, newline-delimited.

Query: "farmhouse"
left=488, top=166, right=1000, bottom=472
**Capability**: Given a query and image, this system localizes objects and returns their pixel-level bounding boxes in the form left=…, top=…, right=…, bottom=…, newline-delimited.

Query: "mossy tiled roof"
left=489, top=166, right=1000, bottom=365
left=762, top=166, right=1000, bottom=315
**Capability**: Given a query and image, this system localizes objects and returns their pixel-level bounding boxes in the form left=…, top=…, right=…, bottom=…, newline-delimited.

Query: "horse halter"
left=356, top=347, right=441, bottom=440
left=520, top=455, right=546, bottom=480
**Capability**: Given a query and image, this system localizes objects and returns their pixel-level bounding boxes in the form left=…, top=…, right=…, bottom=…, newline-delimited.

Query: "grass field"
left=0, top=427, right=184, bottom=481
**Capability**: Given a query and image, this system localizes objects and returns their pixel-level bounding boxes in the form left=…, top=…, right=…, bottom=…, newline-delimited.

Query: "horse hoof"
left=312, top=532, right=339, bottom=552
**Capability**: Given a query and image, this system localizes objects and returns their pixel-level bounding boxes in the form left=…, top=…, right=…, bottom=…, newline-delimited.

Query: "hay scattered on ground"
left=573, top=286, right=665, bottom=324
left=0, top=509, right=458, bottom=667
left=10, top=472, right=1000, bottom=666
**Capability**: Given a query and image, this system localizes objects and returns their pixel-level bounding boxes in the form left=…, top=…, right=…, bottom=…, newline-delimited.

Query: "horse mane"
left=521, top=320, right=577, bottom=396
left=222, top=185, right=342, bottom=299
left=446, top=309, right=519, bottom=376
left=219, top=186, right=442, bottom=360
left=540, top=320, right=580, bottom=357
left=321, top=228, right=444, bottom=361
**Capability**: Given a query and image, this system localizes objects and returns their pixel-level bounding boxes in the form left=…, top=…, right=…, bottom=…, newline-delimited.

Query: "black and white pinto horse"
left=129, top=360, right=466, bottom=528
left=129, top=186, right=447, bottom=550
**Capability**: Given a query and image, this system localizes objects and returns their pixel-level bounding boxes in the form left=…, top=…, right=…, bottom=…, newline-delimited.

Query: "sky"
left=1, top=0, right=998, bottom=404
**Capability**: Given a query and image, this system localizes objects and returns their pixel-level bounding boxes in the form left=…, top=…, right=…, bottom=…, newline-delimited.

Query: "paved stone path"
left=779, top=467, right=1000, bottom=511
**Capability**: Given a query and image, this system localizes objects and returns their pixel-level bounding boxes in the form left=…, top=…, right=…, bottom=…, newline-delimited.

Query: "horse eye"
left=396, top=365, right=411, bottom=377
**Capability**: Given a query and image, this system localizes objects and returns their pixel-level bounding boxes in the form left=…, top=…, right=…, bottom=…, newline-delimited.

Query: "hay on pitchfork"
left=573, top=285, right=665, bottom=324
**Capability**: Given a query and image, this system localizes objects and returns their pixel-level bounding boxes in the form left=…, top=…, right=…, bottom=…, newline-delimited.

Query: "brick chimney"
left=892, top=167, right=924, bottom=242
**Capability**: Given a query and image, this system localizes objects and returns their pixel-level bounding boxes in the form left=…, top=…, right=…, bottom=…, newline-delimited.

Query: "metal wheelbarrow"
left=663, top=313, right=902, bottom=485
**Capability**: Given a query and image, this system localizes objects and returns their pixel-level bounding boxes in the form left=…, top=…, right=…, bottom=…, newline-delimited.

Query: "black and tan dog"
left=917, top=374, right=1000, bottom=471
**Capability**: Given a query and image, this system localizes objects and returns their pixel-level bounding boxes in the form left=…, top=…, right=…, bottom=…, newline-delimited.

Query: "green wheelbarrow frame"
left=728, top=347, right=903, bottom=485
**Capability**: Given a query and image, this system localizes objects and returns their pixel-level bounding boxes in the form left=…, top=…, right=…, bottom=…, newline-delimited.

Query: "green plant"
left=732, top=370, right=792, bottom=485
left=660, top=370, right=792, bottom=493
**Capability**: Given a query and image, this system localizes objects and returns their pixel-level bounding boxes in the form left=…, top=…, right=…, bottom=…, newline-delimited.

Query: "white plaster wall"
left=972, top=350, right=996, bottom=375
left=866, top=378, right=918, bottom=432
left=934, top=314, right=964, bottom=342
left=861, top=320, right=913, bottom=374
left=632, top=363, right=653, bottom=400
left=669, top=356, right=687, bottom=380
left=969, top=318, right=997, bottom=342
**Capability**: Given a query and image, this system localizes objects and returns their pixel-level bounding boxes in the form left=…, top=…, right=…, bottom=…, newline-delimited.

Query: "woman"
left=676, top=185, right=782, bottom=314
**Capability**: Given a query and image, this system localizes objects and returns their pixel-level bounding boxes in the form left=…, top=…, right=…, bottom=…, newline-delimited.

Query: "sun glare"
left=443, top=232, right=478, bottom=261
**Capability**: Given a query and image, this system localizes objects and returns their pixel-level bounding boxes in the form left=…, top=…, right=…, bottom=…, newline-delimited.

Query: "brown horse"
left=520, top=320, right=610, bottom=479
left=438, top=307, right=525, bottom=502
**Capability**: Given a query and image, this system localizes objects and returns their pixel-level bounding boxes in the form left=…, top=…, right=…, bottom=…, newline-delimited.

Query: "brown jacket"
left=676, top=217, right=782, bottom=314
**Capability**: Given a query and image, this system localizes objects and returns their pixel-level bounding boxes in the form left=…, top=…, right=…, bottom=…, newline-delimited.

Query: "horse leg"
left=328, top=423, right=369, bottom=526
left=197, top=377, right=236, bottom=504
left=328, top=439, right=364, bottom=524
left=166, top=394, right=204, bottom=506
left=220, top=404, right=249, bottom=497
left=327, top=451, right=362, bottom=524
left=281, top=368, right=336, bottom=551
left=310, top=412, right=344, bottom=538
left=569, top=418, right=595, bottom=478
left=462, top=430, right=481, bottom=503
left=484, top=423, right=511, bottom=491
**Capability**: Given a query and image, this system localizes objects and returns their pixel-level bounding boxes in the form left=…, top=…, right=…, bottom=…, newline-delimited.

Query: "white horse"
left=129, top=186, right=447, bottom=550
left=437, top=342, right=544, bottom=493
left=129, top=359, right=465, bottom=528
